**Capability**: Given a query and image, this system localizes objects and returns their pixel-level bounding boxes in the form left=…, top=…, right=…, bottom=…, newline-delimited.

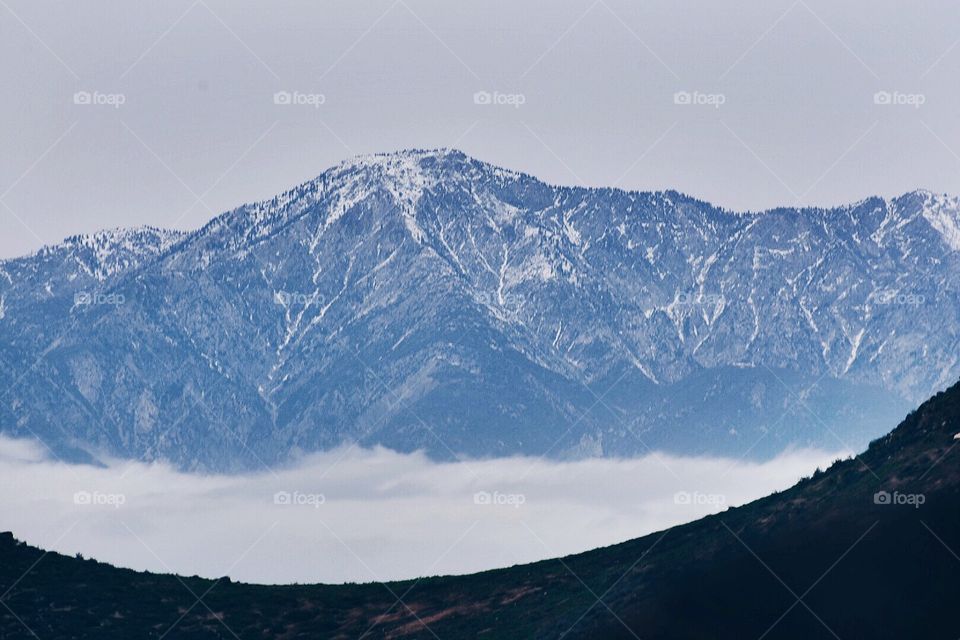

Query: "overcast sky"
left=2, top=0, right=959, bottom=259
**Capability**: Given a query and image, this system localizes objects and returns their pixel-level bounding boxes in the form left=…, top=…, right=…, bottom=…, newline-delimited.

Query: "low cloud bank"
left=0, top=438, right=847, bottom=584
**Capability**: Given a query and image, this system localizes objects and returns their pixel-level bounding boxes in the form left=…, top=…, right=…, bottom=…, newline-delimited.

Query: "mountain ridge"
left=8, top=148, right=958, bottom=267
left=5, top=150, right=957, bottom=303
left=1, top=149, right=958, bottom=470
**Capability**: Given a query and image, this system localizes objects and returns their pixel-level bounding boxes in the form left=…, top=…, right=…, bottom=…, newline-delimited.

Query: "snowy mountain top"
left=313, top=149, right=959, bottom=223
left=5, top=150, right=960, bottom=267
left=0, top=226, right=188, bottom=287
left=915, top=190, right=960, bottom=251
left=1, top=226, right=186, bottom=266
left=1, top=149, right=958, bottom=468
left=58, top=226, right=187, bottom=253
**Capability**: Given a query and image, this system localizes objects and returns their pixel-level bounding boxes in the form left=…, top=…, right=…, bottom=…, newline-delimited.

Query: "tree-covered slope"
left=2, top=379, right=958, bottom=638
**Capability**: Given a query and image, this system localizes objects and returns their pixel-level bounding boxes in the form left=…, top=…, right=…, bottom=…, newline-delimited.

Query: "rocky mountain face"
left=1, top=149, right=958, bottom=470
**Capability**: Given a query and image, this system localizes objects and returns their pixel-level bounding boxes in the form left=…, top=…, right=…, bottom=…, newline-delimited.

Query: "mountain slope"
left=2, top=378, right=959, bottom=638
left=1, top=150, right=959, bottom=469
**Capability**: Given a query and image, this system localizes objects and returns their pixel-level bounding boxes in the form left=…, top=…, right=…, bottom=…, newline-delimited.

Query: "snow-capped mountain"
left=1, top=149, right=958, bottom=470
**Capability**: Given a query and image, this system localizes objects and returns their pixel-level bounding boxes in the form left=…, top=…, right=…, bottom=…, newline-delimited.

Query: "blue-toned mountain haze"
left=1, top=149, right=958, bottom=470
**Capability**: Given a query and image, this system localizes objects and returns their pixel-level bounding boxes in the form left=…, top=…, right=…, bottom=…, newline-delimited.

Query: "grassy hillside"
left=3, top=381, right=959, bottom=639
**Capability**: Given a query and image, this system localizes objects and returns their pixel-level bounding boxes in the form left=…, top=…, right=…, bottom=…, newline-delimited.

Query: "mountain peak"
left=888, top=189, right=960, bottom=251
left=322, top=148, right=473, bottom=183
left=338, top=147, right=467, bottom=165
left=58, top=226, right=186, bottom=252
left=4, top=153, right=960, bottom=470
left=918, top=190, right=960, bottom=251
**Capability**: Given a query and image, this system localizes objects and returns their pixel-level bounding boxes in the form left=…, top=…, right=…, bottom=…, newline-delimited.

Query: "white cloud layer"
left=0, top=437, right=846, bottom=584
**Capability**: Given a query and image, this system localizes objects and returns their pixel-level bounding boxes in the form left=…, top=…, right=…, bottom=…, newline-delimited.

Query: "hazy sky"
left=2, top=0, right=959, bottom=258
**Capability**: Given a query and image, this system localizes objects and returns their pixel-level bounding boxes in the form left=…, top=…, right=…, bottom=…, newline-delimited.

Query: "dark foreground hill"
left=2, top=380, right=960, bottom=638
